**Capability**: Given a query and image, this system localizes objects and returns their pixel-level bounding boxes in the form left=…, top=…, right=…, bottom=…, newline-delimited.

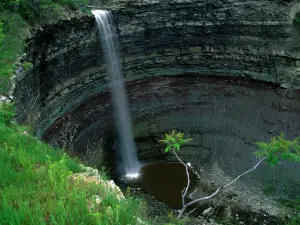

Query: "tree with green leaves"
left=255, top=133, right=300, bottom=165
left=159, top=131, right=300, bottom=219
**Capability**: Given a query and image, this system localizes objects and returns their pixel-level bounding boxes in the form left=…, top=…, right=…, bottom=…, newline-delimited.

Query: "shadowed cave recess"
left=13, top=0, right=300, bottom=222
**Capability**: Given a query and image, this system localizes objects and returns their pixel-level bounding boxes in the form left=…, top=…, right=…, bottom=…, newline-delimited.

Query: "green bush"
left=0, top=102, right=15, bottom=125
left=0, top=0, right=19, bottom=12
left=0, top=0, right=89, bottom=24
left=255, top=133, right=300, bottom=166
left=54, top=0, right=89, bottom=10
left=19, top=0, right=62, bottom=24
left=286, top=216, right=300, bottom=225
left=22, top=61, right=33, bottom=72
left=294, top=12, right=300, bottom=26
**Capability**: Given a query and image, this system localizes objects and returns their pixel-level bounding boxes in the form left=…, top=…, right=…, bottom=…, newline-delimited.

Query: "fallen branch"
left=177, top=156, right=267, bottom=218
left=160, top=131, right=300, bottom=219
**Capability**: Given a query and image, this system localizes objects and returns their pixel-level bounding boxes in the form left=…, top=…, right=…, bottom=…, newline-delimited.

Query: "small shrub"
left=0, top=22, right=4, bottom=44
left=0, top=102, right=15, bottom=125
left=294, top=12, right=300, bottom=26
left=22, top=61, right=33, bottom=72
left=55, top=0, right=89, bottom=10
left=47, top=154, right=72, bottom=189
left=17, top=0, right=89, bottom=24
left=0, top=0, right=19, bottom=12
left=19, top=0, right=62, bottom=24
left=255, top=133, right=300, bottom=166
left=159, top=130, right=192, bottom=153
left=286, top=215, right=300, bottom=225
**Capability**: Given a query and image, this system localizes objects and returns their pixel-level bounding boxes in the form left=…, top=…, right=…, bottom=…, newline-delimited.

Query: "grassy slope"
left=0, top=103, right=151, bottom=225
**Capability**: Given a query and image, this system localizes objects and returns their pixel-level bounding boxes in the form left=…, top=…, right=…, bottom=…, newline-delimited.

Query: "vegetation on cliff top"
left=1, top=0, right=90, bottom=25
left=0, top=0, right=90, bottom=94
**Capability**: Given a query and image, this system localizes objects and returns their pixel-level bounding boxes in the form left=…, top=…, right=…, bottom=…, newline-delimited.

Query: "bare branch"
left=177, top=156, right=267, bottom=218
left=184, top=156, right=266, bottom=208
left=189, top=188, right=198, bottom=199
left=172, top=148, right=190, bottom=207
left=31, top=82, right=40, bottom=109
left=223, top=156, right=267, bottom=189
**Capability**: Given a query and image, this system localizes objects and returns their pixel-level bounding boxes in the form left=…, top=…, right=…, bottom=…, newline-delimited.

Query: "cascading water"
left=92, top=10, right=141, bottom=177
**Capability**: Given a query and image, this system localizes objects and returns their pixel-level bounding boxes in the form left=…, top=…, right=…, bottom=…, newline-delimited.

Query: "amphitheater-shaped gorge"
left=13, top=0, right=300, bottom=221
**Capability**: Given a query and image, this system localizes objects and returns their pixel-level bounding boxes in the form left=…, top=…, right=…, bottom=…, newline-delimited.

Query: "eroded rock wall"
left=15, top=0, right=300, bottom=135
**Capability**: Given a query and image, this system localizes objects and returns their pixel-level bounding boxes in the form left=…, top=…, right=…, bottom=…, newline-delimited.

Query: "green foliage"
left=0, top=11, right=28, bottom=94
left=262, top=179, right=277, bottom=196
left=285, top=215, right=300, bottom=225
left=55, top=0, right=89, bottom=10
left=278, top=196, right=300, bottom=212
left=0, top=22, right=4, bottom=44
left=22, top=61, right=33, bottom=72
left=159, top=130, right=192, bottom=153
left=47, top=154, right=72, bottom=189
left=164, top=211, right=187, bottom=225
left=0, top=102, right=15, bottom=125
left=294, top=12, right=300, bottom=26
left=254, top=133, right=300, bottom=166
left=0, top=0, right=89, bottom=25
left=0, top=0, right=89, bottom=95
left=19, top=0, right=62, bottom=25
left=0, top=0, right=19, bottom=12
left=0, top=104, right=153, bottom=225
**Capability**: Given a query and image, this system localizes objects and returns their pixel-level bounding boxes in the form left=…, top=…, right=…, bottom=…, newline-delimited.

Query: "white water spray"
left=92, top=10, right=141, bottom=177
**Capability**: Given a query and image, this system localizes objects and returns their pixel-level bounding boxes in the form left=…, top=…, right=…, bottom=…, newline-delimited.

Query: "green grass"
left=1, top=0, right=90, bottom=24
left=262, top=179, right=277, bottom=196
left=0, top=0, right=90, bottom=95
left=278, top=198, right=300, bottom=212
left=285, top=216, right=300, bottom=225
left=0, top=11, right=28, bottom=94
left=18, top=0, right=90, bottom=25
left=0, top=103, right=151, bottom=225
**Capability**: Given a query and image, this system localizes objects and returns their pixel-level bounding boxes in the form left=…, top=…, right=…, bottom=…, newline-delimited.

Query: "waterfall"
left=92, top=10, right=141, bottom=177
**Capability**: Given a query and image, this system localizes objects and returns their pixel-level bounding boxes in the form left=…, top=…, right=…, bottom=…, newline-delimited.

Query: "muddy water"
left=122, top=162, right=286, bottom=225
left=126, top=162, right=196, bottom=208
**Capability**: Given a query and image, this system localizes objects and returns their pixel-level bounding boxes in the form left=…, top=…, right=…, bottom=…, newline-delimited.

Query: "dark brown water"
left=126, top=162, right=193, bottom=208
